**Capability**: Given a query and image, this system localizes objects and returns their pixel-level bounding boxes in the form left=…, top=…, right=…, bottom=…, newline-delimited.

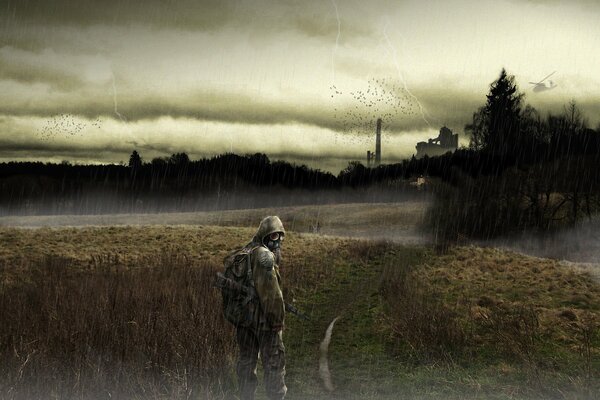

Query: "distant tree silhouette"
left=169, top=153, right=190, bottom=165
left=129, top=150, right=143, bottom=170
left=0, top=153, right=342, bottom=214
left=150, top=157, right=168, bottom=167
left=467, top=69, right=524, bottom=158
left=338, top=161, right=369, bottom=187
left=340, top=161, right=363, bottom=175
left=466, top=107, right=487, bottom=151
left=563, top=100, right=587, bottom=135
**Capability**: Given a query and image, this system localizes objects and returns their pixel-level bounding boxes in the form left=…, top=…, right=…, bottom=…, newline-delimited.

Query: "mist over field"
left=477, top=216, right=600, bottom=273
left=3, top=199, right=599, bottom=273
left=0, top=186, right=430, bottom=216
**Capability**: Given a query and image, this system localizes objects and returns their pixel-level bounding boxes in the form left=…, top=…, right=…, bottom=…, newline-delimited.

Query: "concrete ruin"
left=415, top=126, right=458, bottom=158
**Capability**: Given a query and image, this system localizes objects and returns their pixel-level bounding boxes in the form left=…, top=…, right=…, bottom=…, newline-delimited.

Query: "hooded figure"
left=236, top=216, right=287, bottom=400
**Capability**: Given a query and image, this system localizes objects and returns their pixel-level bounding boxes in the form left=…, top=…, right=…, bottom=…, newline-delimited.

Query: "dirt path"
left=282, top=244, right=429, bottom=400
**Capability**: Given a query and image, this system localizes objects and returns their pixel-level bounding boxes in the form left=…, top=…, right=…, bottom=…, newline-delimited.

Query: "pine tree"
left=128, top=150, right=143, bottom=170
left=467, top=69, right=524, bottom=156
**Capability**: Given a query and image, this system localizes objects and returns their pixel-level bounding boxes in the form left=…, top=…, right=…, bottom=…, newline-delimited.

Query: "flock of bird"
left=37, top=114, right=102, bottom=140
left=36, top=77, right=419, bottom=147
left=330, top=77, right=421, bottom=146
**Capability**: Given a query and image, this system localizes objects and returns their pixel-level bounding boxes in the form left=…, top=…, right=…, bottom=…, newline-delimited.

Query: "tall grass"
left=380, top=259, right=470, bottom=362
left=379, top=245, right=600, bottom=397
left=0, top=253, right=235, bottom=399
left=0, top=226, right=343, bottom=399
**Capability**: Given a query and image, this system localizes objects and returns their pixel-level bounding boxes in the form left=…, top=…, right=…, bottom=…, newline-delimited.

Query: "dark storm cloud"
left=0, top=135, right=135, bottom=163
left=383, top=85, right=484, bottom=133
left=0, top=47, right=85, bottom=90
left=0, top=136, right=406, bottom=174
left=5, top=0, right=237, bottom=31
left=1, top=89, right=340, bottom=131
left=3, top=0, right=376, bottom=41
left=0, top=82, right=487, bottom=134
left=3, top=45, right=595, bottom=137
left=0, top=139, right=128, bottom=155
left=0, top=149, right=133, bottom=165
left=0, top=40, right=485, bottom=135
left=517, top=0, right=600, bottom=8
left=0, top=122, right=360, bottom=173
left=292, top=16, right=374, bottom=43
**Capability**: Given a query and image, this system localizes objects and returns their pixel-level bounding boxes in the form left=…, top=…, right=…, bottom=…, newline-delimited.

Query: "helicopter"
left=529, top=71, right=557, bottom=93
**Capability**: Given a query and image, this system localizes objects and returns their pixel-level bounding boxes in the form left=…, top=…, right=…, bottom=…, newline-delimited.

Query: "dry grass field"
left=0, top=201, right=430, bottom=243
left=381, top=246, right=600, bottom=386
left=0, top=224, right=599, bottom=399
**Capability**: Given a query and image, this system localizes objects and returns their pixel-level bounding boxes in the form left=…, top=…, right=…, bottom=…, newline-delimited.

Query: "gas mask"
left=265, top=231, right=284, bottom=252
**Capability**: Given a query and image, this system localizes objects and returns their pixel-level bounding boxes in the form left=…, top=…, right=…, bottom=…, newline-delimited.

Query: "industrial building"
left=365, top=121, right=459, bottom=166
left=415, top=126, right=458, bottom=158
left=366, top=118, right=382, bottom=167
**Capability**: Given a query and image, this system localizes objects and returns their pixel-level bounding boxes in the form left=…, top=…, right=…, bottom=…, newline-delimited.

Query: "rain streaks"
left=381, top=19, right=433, bottom=128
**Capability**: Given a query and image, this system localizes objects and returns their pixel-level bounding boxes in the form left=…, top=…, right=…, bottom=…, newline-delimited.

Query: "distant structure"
left=367, top=150, right=374, bottom=167
left=375, top=118, right=381, bottom=166
left=415, top=126, right=458, bottom=158
left=366, top=118, right=383, bottom=167
left=409, top=174, right=428, bottom=190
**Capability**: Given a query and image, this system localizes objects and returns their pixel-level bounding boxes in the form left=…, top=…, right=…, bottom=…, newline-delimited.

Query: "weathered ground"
left=0, top=202, right=430, bottom=244
left=1, top=223, right=598, bottom=399
left=3, top=201, right=599, bottom=267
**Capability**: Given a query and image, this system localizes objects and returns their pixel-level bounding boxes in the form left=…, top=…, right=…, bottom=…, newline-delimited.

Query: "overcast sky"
left=1, top=0, right=599, bottom=172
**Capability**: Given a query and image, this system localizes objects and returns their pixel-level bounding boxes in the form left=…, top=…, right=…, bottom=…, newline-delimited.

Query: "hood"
left=252, top=216, right=285, bottom=245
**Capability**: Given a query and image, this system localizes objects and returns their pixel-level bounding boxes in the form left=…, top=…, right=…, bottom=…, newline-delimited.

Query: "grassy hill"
left=0, top=225, right=598, bottom=399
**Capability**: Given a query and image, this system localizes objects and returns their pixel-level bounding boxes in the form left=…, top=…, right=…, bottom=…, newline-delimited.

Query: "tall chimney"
left=375, top=118, right=382, bottom=166
left=367, top=150, right=371, bottom=167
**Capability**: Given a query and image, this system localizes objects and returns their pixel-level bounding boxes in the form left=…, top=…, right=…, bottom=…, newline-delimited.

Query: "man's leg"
left=236, top=327, right=260, bottom=400
left=259, top=330, right=287, bottom=400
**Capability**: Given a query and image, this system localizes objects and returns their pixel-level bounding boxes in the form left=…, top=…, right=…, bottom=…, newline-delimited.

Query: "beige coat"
left=247, top=216, right=285, bottom=330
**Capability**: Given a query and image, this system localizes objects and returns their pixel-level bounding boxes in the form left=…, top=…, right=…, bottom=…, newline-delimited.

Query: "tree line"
left=0, top=153, right=344, bottom=214
left=338, top=69, right=600, bottom=243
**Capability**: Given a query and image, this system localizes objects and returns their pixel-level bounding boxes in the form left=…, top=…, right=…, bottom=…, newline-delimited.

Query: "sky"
left=1, top=0, right=599, bottom=173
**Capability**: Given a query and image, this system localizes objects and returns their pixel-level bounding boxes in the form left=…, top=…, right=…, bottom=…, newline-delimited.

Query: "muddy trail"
left=283, top=244, right=431, bottom=400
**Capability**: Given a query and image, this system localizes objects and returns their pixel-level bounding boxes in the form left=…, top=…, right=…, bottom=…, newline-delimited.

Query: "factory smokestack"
left=375, top=118, right=382, bottom=166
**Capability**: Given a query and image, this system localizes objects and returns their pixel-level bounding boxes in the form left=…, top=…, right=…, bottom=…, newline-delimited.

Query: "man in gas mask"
left=235, top=216, right=287, bottom=400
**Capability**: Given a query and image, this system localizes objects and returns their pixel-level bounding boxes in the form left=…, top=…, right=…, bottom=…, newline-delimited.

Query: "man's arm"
left=253, top=248, right=285, bottom=330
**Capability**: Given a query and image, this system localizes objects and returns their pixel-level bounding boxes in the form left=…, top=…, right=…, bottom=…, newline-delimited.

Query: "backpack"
left=221, top=245, right=260, bottom=327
